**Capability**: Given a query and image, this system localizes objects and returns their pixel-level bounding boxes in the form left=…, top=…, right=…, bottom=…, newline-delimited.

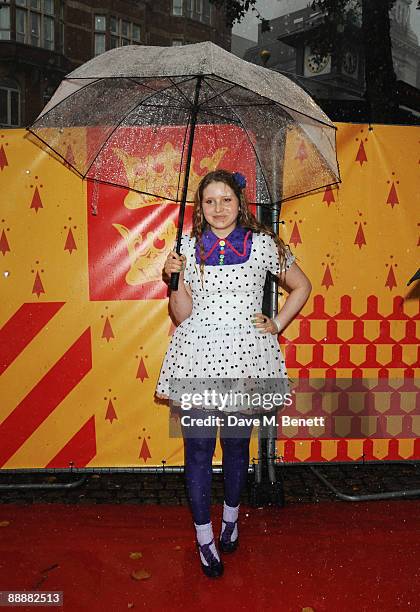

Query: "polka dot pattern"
left=156, top=231, right=296, bottom=403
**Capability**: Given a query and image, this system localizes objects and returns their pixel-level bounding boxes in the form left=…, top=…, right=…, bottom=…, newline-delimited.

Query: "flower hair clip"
left=232, top=172, right=247, bottom=190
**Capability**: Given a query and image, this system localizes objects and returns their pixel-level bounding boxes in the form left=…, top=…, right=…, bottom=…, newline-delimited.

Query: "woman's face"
left=201, top=181, right=240, bottom=238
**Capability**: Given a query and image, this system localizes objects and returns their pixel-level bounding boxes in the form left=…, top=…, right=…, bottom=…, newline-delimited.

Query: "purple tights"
left=182, top=409, right=253, bottom=525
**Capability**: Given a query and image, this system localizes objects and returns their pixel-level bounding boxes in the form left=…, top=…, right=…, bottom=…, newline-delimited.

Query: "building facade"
left=241, top=0, right=420, bottom=119
left=0, top=0, right=231, bottom=128
left=391, top=0, right=420, bottom=87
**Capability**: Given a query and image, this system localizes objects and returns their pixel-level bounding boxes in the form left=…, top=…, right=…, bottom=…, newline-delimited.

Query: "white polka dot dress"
left=155, top=231, right=296, bottom=410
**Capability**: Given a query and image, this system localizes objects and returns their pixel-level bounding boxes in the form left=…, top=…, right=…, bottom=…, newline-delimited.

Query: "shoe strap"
left=198, top=538, right=220, bottom=567
left=221, top=519, right=237, bottom=544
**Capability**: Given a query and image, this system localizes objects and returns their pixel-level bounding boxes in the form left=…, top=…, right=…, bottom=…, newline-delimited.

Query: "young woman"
left=156, top=169, right=312, bottom=578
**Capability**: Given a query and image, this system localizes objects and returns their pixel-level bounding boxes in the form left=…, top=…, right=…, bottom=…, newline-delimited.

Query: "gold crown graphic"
left=114, top=141, right=228, bottom=210
left=113, top=219, right=178, bottom=285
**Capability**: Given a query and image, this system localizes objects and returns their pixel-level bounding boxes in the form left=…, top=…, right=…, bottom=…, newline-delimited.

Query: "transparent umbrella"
left=28, top=41, right=340, bottom=289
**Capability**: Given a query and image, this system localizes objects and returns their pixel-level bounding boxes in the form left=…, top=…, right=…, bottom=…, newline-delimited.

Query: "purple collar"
left=195, top=225, right=253, bottom=266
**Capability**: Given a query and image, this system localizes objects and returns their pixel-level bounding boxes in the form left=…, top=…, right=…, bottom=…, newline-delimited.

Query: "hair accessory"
left=232, top=172, right=247, bottom=190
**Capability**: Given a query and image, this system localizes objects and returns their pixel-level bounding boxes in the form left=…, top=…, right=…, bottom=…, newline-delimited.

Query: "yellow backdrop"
left=0, top=123, right=418, bottom=469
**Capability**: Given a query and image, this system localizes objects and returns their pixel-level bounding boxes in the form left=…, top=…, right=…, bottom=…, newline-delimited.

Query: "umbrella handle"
left=170, top=272, right=180, bottom=291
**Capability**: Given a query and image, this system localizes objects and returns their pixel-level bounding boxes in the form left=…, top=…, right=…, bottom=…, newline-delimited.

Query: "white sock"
left=221, top=502, right=239, bottom=541
left=195, top=522, right=220, bottom=566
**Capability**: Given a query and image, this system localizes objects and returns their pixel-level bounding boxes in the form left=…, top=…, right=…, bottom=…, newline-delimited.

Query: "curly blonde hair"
left=190, top=169, right=293, bottom=288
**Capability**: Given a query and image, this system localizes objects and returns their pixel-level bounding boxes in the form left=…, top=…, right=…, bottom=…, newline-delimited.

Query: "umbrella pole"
left=254, top=135, right=285, bottom=506
left=170, top=76, right=203, bottom=291
left=266, top=133, right=285, bottom=502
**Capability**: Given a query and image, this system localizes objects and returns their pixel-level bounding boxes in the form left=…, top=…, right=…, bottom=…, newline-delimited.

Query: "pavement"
left=1, top=463, right=420, bottom=506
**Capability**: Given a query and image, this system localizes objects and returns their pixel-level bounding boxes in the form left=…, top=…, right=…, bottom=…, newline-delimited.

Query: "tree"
left=212, top=0, right=400, bottom=122
left=209, top=0, right=271, bottom=32
left=310, top=0, right=398, bottom=122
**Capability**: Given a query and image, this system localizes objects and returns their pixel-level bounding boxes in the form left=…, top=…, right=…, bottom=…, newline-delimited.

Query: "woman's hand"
left=166, top=250, right=193, bottom=323
left=251, top=313, right=279, bottom=335
left=163, top=250, right=187, bottom=281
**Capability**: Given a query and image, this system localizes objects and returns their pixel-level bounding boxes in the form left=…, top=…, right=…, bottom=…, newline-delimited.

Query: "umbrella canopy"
left=29, top=41, right=340, bottom=208
left=408, top=269, right=420, bottom=285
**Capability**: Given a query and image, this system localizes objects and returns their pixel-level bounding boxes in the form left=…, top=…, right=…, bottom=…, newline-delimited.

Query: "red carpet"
left=0, top=501, right=419, bottom=611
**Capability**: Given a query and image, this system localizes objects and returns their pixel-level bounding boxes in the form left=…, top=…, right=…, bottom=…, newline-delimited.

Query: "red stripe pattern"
left=46, top=416, right=96, bottom=468
left=0, top=302, right=65, bottom=374
left=0, top=328, right=92, bottom=467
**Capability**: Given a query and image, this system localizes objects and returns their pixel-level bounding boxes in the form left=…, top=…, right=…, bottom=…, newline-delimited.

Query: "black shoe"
left=219, top=519, right=239, bottom=554
left=197, top=538, right=224, bottom=578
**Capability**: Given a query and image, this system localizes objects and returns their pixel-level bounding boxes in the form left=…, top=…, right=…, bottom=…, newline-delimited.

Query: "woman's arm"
left=252, top=261, right=312, bottom=335
left=273, top=261, right=312, bottom=333
left=169, top=277, right=193, bottom=324
left=163, top=249, right=193, bottom=324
